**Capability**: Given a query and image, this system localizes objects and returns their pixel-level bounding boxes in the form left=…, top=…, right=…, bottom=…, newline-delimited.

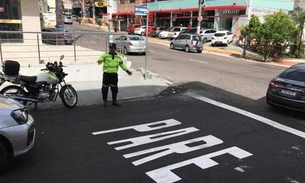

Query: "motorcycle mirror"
left=60, top=55, right=64, bottom=61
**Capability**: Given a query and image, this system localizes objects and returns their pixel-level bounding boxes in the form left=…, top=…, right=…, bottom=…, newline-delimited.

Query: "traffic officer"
left=97, top=43, right=132, bottom=107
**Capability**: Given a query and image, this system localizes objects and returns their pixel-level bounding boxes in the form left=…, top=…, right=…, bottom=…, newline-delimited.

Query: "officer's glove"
left=126, top=70, right=132, bottom=76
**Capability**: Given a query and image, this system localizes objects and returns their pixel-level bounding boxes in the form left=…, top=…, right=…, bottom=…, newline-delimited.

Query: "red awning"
left=204, top=5, right=247, bottom=11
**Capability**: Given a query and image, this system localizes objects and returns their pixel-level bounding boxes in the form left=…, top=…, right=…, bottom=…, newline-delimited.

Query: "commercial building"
left=0, top=0, right=296, bottom=43
left=112, top=0, right=294, bottom=36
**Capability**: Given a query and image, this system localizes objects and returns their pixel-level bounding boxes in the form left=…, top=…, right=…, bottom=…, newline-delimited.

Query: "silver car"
left=64, top=16, right=73, bottom=24
left=0, top=94, right=35, bottom=173
left=170, top=33, right=203, bottom=53
left=115, top=35, right=147, bottom=55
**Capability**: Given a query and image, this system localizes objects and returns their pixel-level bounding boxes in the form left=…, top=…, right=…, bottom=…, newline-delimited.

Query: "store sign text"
left=92, top=119, right=253, bottom=183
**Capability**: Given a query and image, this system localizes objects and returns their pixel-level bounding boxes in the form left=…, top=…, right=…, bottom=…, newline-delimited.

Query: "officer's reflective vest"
left=97, top=52, right=128, bottom=73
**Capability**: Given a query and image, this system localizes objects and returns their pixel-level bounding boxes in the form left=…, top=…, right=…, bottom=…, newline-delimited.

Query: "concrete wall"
left=20, top=0, right=41, bottom=44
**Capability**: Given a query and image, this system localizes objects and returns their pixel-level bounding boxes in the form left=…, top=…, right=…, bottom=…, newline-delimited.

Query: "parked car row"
left=126, top=24, right=234, bottom=46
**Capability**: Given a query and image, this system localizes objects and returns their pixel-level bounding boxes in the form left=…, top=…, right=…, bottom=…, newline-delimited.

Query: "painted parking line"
left=186, top=92, right=305, bottom=139
left=189, top=59, right=208, bottom=64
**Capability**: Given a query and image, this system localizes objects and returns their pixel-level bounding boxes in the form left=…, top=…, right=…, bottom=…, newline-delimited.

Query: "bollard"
left=37, top=34, right=42, bottom=64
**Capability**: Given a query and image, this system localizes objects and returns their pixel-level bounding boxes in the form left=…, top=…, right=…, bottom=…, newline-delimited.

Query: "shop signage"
left=221, top=9, right=246, bottom=15
left=134, top=4, right=148, bottom=16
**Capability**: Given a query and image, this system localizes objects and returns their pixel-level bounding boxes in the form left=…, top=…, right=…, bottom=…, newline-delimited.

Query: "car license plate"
left=281, top=89, right=296, bottom=96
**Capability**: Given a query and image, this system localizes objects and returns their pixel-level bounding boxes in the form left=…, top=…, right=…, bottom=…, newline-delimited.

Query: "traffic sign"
left=198, top=15, right=203, bottom=21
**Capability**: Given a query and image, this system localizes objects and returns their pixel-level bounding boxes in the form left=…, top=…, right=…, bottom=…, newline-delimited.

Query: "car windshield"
left=279, top=68, right=305, bottom=82
left=129, top=36, right=144, bottom=41
left=214, top=33, right=226, bottom=37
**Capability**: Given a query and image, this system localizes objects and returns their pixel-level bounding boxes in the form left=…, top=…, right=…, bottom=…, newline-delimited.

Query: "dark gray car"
left=41, top=28, right=73, bottom=45
left=170, top=33, right=203, bottom=53
left=266, top=63, right=305, bottom=112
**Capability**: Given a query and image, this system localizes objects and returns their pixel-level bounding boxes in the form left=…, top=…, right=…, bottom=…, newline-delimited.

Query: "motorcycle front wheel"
left=0, top=85, right=28, bottom=106
left=60, top=85, right=78, bottom=108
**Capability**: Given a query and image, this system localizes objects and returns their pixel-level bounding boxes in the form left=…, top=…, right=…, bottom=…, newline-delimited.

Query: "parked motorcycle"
left=0, top=55, right=78, bottom=110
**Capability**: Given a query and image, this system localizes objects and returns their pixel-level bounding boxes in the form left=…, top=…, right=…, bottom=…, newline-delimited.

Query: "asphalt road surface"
left=2, top=83, right=305, bottom=183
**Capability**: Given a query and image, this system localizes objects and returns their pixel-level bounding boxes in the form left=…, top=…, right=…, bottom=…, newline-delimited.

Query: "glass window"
left=129, top=36, right=144, bottom=41
left=0, top=0, right=23, bottom=42
left=279, top=68, right=305, bottom=82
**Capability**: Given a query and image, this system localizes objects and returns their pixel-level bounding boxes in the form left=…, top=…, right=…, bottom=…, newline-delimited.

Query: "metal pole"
left=0, top=38, right=3, bottom=64
left=197, top=0, right=202, bottom=34
left=37, top=34, right=41, bottom=64
left=73, top=30, right=76, bottom=61
left=144, top=5, right=149, bottom=79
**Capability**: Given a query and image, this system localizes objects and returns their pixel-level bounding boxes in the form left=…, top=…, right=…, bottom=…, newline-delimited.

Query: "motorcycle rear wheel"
left=0, top=85, right=27, bottom=106
left=60, top=85, right=78, bottom=108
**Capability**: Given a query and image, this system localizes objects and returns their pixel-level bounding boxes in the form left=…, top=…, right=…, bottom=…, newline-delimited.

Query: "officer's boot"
left=111, top=86, right=121, bottom=106
left=102, top=86, right=109, bottom=107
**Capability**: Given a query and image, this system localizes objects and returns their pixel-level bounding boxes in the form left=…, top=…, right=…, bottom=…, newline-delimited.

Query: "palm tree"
left=289, top=7, right=305, bottom=57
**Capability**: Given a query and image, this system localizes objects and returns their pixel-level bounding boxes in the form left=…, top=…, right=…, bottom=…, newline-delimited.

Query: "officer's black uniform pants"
left=102, top=73, right=119, bottom=101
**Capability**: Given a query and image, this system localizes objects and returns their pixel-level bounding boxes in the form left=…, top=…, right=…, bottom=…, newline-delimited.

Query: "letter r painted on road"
left=146, top=146, right=253, bottom=183
left=123, top=135, right=223, bottom=166
left=108, top=127, right=199, bottom=150
left=92, top=119, right=181, bottom=135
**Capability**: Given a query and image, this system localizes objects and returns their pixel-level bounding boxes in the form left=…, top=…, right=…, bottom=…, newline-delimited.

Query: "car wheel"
left=170, top=43, right=175, bottom=49
left=141, top=32, right=144, bottom=36
left=185, top=46, right=190, bottom=52
left=142, top=52, right=146, bottom=55
left=0, top=142, right=9, bottom=174
left=211, top=43, right=214, bottom=47
left=123, top=47, right=129, bottom=55
left=203, top=38, right=207, bottom=43
left=197, top=50, right=202, bottom=53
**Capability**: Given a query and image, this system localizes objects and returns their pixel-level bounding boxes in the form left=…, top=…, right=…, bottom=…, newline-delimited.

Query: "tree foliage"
left=289, top=7, right=305, bottom=57
left=247, top=11, right=296, bottom=61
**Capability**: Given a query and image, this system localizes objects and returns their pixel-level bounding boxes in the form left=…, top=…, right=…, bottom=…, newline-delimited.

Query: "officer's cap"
left=109, top=43, right=116, bottom=49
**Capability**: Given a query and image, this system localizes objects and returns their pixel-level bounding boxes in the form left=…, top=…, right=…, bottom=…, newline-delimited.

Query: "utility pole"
left=197, top=0, right=203, bottom=34
left=82, top=0, right=86, bottom=19
left=243, top=0, right=252, bottom=58
left=108, top=0, right=113, bottom=43
left=92, top=0, right=95, bottom=24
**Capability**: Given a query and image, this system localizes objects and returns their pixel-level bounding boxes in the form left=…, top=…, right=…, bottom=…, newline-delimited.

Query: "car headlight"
left=11, top=108, right=29, bottom=125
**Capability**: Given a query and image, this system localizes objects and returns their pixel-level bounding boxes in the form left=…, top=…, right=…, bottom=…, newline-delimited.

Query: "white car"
left=200, top=29, right=216, bottom=42
left=168, top=27, right=187, bottom=40
left=158, top=27, right=173, bottom=39
left=211, top=30, right=234, bottom=46
left=0, top=94, right=35, bottom=173
left=134, top=26, right=147, bottom=35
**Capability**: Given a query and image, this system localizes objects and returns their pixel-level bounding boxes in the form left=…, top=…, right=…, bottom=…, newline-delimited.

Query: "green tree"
left=289, top=7, right=305, bottom=58
left=256, top=11, right=296, bottom=61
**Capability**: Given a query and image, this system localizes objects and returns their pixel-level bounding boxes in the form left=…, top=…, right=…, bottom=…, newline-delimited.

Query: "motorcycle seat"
left=18, top=75, right=37, bottom=84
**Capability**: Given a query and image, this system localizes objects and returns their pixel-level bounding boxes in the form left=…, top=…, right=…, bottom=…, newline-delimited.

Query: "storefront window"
left=0, top=0, right=23, bottom=42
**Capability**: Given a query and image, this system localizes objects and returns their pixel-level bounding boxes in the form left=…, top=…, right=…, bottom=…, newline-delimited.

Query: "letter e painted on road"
left=92, top=119, right=181, bottom=135
left=146, top=146, right=253, bottom=183
left=124, top=135, right=223, bottom=166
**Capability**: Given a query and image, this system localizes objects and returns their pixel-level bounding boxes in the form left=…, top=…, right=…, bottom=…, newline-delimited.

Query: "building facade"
left=112, top=0, right=294, bottom=35
left=0, top=0, right=41, bottom=43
